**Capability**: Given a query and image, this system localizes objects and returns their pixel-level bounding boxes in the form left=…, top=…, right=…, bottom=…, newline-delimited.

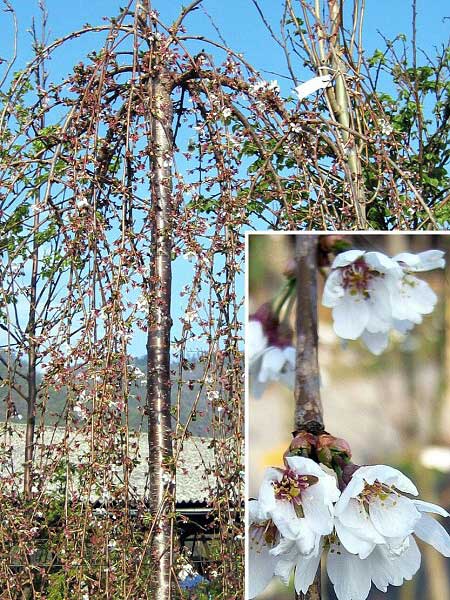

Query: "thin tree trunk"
left=146, top=69, right=175, bottom=600
left=327, top=0, right=366, bottom=227
left=294, top=235, right=323, bottom=599
left=23, top=230, right=38, bottom=499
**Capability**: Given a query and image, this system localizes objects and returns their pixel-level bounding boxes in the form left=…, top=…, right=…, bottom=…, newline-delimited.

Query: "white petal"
left=294, top=547, right=322, bottom=594
left=337, top=499, right=370, bottom=529
left=295, top=75, right=332, bottom=100
left=385, top=535, right=411, bottom=557
left=271, top=500, right=313, bottom=543
left=271, top=507, right=317, bottom=554
left=395, top=250, right=445, bottom=272
left=392, top=252, right=421, bottom=268
left=337, top=499, right=385, bottom=545
left=278, top=369, right=295, bottom=390
left=271, top=538, right=297, bottom=584
left=361, top=330, right=389, bottom=355
left=352, top=464, right=419, bottom=495
left=278, top=346, right=296, bottom=390
left=249, top=499, right=264, bottom=524
left=292, top=519, right=318, bottom=555
left=365, top=251, right=400, bottom=273
left=401, top=276, right=437, bottom=314
left=302, top=485, right=334, bottom=535
left=369, top=494, right=420, bottom=538
left=286, top=456, right=329, bottom=479
left=331, top=250, right=366, bottom=269
left=327, top=543, right=372, bottom=600
left=258, top=468, right=280, bottom=515
left=258, top=347, right=286, bottom=382
left=332, top=293, right=370, bottom=340
left=270, top=536, right=295, bottom=557
left=248, top=527, right=278, bottom=598
left=389, top=535, right=421, bottom=582
left=413, top=250, right=445, bottom=271
left=247, top=320, right=268, bottom=360
left=256, top=346, right=295, bottom=387
left=366, top=548, right=391, bottom=591
left=335, top=477, right=366, bottom=515
left=249, top=355, right=266, bottom=398
left=393, top=319, right=415, bottom=334
left=391, top=276, right=437, bottom=322
left=274, top=554, right=295, bottom=585
left=414, top=499, right=450, bottom=517
left=322, top=269, right=345, bottom=307
left=414, top=513, right=450, bottom=557
left=285, top=457, right=340, bottom=505
left=369, top=536, right=421, bottom=589
left=335, top=519, right=376, bottom=559
left=365, top=279, right=392, bottom=333
left=283, top=346, right=296, bottom=368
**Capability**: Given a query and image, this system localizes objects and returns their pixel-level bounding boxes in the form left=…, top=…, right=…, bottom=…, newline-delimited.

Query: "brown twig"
left=294, top=235, right=323, bottom=599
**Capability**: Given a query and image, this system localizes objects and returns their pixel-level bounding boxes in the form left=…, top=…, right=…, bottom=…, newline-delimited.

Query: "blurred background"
left=248, top=233, right=450, bottom=600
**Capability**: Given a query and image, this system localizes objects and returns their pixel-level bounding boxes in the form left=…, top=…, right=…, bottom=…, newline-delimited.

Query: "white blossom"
left=73, top=404, right=86, bottom=420
left=334, top=465, right=421, bottom=559
left=184, top=309, right=197, bottom=323
left=249, top=79, right=280, bottom=96
left=289, top=122, right=302, bottom=133
left=247, top=320, right=267, bottom=359
left=326, top=535, right=421, bottom=600
left=128, top=365, right=146, bottom=380
left=249, top=460, right=450, bottom=600
left=249, top=458, right=339, bottom=598
left=378, top=118, right=393, bottom=136
left=76, top=198, right=89, bottom=210
left=326, top=489, right=450, bottom=600
left=247, top=316, right=296, bottom=397
left=248, top=499, right=279, bottom=599
left=183, top=250, right=197, bottom=261
left=258, top=457, right=340, bottom=545
left=322, top=249, right=445, bottom=354
left=135, top=294, right=148, bottom=315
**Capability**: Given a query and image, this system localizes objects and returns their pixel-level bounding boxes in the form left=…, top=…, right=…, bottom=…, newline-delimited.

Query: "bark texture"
left=146, top=69, right=175, bottom=600
left=24, top=219, right=39, bottom=498
left=294, top=236, right=323, bottom=431
left=328, top=0, right=366, bottom=227
left=295, top=235, right=323, bottom=599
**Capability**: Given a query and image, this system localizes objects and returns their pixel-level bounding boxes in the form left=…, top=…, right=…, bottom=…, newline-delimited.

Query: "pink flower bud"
left=283, top=431, right=316, bottom=462
left=316, top=434, right=352, bottom=463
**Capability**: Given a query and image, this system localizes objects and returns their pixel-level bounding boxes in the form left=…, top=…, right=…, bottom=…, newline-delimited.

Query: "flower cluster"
left=322, top=249, right=445, bottom=354
left=249, top=443, right=450, bottom=600
left=249, top=79, right=280, bottom=96
left=248, top=303, right=296, bottom=397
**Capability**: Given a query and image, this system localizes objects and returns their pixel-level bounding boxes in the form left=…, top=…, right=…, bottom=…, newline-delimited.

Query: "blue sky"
left=1, top=0, right=448, bottom=357
left=2, top=1, right=448, bottom=76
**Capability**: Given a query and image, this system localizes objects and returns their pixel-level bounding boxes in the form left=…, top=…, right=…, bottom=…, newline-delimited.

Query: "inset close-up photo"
left=247, top=233, right=450, bottom=600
